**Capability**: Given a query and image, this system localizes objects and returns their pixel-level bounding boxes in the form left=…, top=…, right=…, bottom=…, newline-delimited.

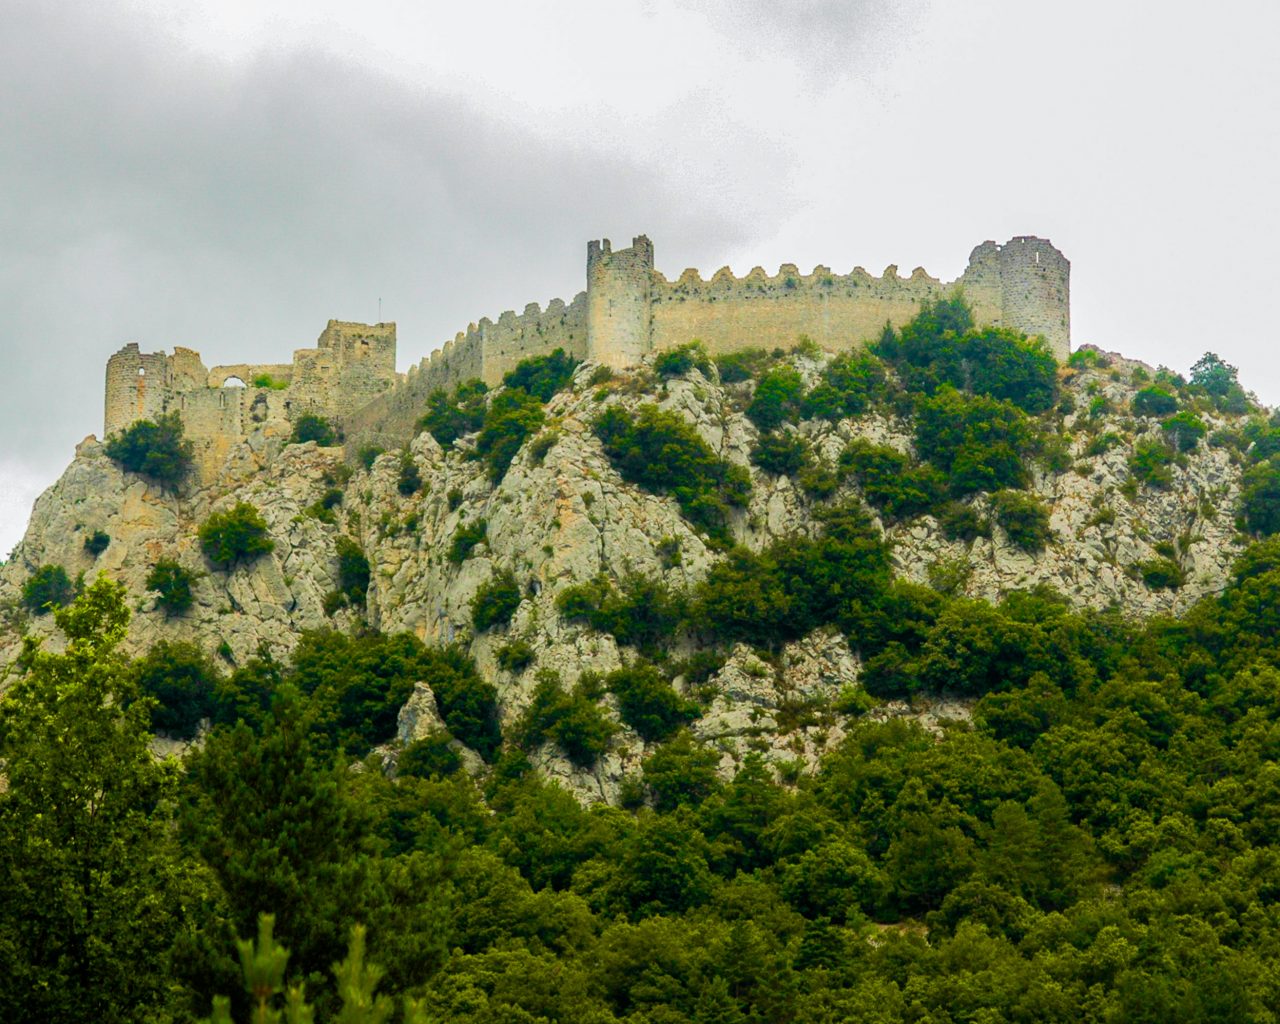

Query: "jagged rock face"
left=0, top=351, right=1254, bottom=800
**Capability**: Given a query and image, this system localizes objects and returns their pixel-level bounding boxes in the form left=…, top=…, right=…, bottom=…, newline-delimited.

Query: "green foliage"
left=1138, top=556, right=1185, bottom=590
left=416, top=379, right=488, bottom=447
left=516, top=671, right=618, bottom=769
left=1190, top=352, right=1238, bottom=396
left=1162, top=410, right=1207, bottom=452
left=397, top=731, right=461, bottom=780
left=715, top=347, right=770, bottom=383
left=527, top=430, right=559, bottom=466
left=475, top=388, right=545, bottom=483
left=0, top=578, right=202, bottom=1021
left=1128, top=439, right=1177, bottom=489
left=103, top=411, right=194, bottom=489
left=83, top=529, right=110, bottom=555
left=133, top=639, right=220, bottom=738
left=876, top=296, right=1057, bottom=413
left=746, top=366, right=806, bottom=430
left=396, top=452, right=422, bottom=496
left=750, top=429, right=811, bottom=477
left=21, top=563, right=73, bottom=614
left=1242, top=457, right=1280, bottom=536
left=1132, top=385, right=1178, bottom=417
left=495, top=639, right=535, bottom=673
left=305, top=487, right=344, bottom=524
left=594, top=404, right=750, bottom=544
left=251, top=373, right=288, bottom=390
left=654, top=341, right=712, bottom=379
left=334, top=537, right=370, bottom=606
left=290, top=413, right=339, bottom=447
left=200, top=502, right=275, bottom=568
left=556, top=573, right=686, bottom=657
left=992, top=490, right=1053, bottom=552
left=357, top=445, right=384, bottom=470
left=802, top=351, right=889, bottom=420
left=641, top=730, right=721, bottom=811
left=938, top=501, right=991, bottom=543
left=147, top=557, right=198, bottom=616
left=606, top=663, right=699, bottom=742
left=839, top=439, right=947, bottom=520
left=471, top=569, right=521, bottom=631
left=914, top=386, right=1037, bottom=495
left=448, top=518, right=488, bottom=563
left=501, top=347, right=579, bottom=402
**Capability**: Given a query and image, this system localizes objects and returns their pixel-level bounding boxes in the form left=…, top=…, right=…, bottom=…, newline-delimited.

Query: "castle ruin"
left=105, top=234, right=1069, bottom=459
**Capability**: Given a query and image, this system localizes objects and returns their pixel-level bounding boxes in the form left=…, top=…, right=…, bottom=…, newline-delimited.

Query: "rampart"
left=103, top=234, right=1069, bottom=461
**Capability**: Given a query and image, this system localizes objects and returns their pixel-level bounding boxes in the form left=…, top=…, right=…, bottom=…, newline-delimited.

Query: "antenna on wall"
left=378, top=297, right=382, bottom=323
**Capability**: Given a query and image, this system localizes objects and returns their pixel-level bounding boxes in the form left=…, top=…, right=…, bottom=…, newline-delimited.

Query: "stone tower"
left=586, top=236, right=654, bottom=369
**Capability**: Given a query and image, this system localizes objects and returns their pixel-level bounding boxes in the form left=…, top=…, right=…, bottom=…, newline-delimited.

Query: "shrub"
left=1085, top=432, right=1123, bottom=456
left=593, top=404, right=750, bottom=544
left=1128, top=439, right=1176, bottom=489
left=304, top=487, right=344, bottom=523
left=146, top=558, right=197, bottom=617
left=1138, top=557, right=1185, bottom=590
left=746, top=366, right=806, bottom=430
left=133, top=641, right=219, bottom=738
left=83, top=530, right=110, bottom=556
left=516, top=671, right=617, bottom=769
left=398, top=731, right=461, bottom=779
left=802, top=352, right=889, bottom=420
left=913, top=387, right=1036, bottom=495
left=797, top=464, right=839, bottom=500
left=527, top=431, right=559, bottom=467
left=357, top=445, right=384, bottom=470
left=555, top=573, right=685, bottom=657
left=334, top=537, right=370, bottom=606
left=449, top=518, right=488, bottom=563
left=1242, top=457, right=1280, bottom=536
left=1162, top=411, right=1207, bottom=452
left=502, top=348, right=579, bottom=402
left=103, top=412, right=193, bottom=490
left=476, top=389, right=545, bottom=483
left=250, top=373, right=288, bottom=390
left=938, top=502, right=991, bottom=543
left=22, top=565, right=73, bottom=615
left=1132, top=386, right=1178, bottom=418
left=839, top=440, right=947, bottom=521
left=715, top=348, right=771, bottom=383
left=496, top=639, right=535, bottom=673
left=471, top=569, right=521, bottom=631
left=289, top=413, right=338, bottom=447
left=198, top=502, right=274, bottom=568
left=397, top=452, right=422, bottom=496
left=751, top=430, right=811, bottom=477
left=417, top=379, right=489, bottom=447
left=1190, top=352, right=1238, bottom=397
left=605, top=663, right=699, bottom=743
left=992, top=490, right=1053, bottom=552
left=654, top=342, right=712, bottom=379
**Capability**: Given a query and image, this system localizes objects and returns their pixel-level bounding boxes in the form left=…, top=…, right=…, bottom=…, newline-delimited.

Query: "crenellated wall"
left=103, top=233, right=1069, bottom=464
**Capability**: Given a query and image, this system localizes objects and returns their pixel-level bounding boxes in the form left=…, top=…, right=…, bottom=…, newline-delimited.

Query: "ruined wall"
left=648, top=263, right=1003, bottom=358
left=341, top=295, right=587, bottom=451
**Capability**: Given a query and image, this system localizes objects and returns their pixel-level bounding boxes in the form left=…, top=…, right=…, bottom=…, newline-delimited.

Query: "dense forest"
left=4, top=301, right=1280, bottom=1022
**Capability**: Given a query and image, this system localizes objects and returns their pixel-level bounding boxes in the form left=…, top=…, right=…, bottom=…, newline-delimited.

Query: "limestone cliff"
left=0, top=348, right=1252, bottom=803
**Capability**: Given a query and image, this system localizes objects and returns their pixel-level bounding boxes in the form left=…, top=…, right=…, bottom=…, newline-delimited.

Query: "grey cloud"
left=0, top=0, right=757, bottom=543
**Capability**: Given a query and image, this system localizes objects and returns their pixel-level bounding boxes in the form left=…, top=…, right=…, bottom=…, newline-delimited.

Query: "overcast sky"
left=3, top=0, right=1278, bottom=554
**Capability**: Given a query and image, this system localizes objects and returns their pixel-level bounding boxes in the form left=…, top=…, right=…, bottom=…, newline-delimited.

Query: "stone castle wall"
left=103, top=234, right=1069, bottom=461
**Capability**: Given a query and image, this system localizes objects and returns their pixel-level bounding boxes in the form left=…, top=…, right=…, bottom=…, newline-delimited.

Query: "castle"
left=104, top=234, right=1069, bottom=462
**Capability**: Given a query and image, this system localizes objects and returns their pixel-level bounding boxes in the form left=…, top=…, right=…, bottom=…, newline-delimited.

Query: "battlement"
left=104, top=233, right=1069, bottom=462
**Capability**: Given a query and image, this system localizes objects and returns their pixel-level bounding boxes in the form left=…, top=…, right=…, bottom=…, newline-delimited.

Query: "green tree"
left=134, top=639, right=221, bottom=739
left=476, top=389, right=545, bottom=482
left=103, top=411, right=194, bottom=490
left=21, top=563, right=73, bottom=615
left=471, top=569, right=522, bottom=631
left=200, top=503, right=275, bottom=568
left=147, top=557, right=199, bottom=616
left=289, top=414, right=339, bottom=447
left=746, top=366, right=806, bottom=430
left=0, top=577, right=206, bottom=1022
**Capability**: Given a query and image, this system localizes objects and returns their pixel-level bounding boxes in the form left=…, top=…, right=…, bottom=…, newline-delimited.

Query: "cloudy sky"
left=2, top=0, right=1278, bottom=554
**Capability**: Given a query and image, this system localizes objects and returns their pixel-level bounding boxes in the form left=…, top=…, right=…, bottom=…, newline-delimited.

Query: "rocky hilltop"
left=0, top=333, right=1259, bottom=802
